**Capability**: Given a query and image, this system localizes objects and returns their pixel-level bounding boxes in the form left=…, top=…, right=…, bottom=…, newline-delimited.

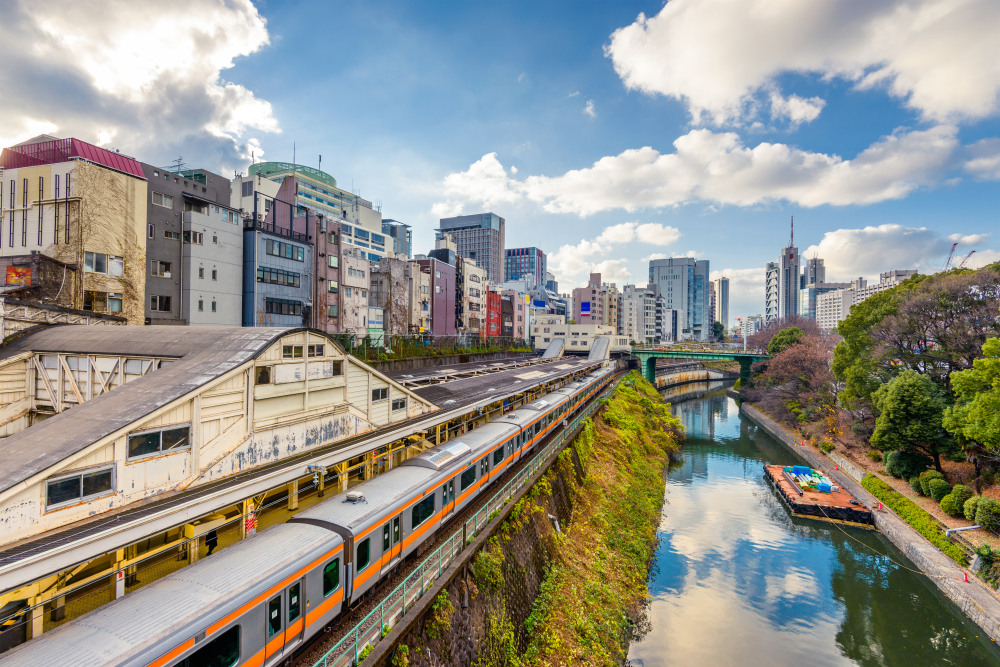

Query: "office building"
left=765, top=262, right=779, bottom=323
left=437, top=212, right=505, bottom=284
left=816, top=288, right=856, bottom=331
left=141, top=163, right=241, bottom=326
left=505, top=246, right=546, bottom=286
left=545, top=271, right=558, bottom=293
left=712, top=277, right=730, bottom=328
left=570, top=272, right=619, bottom=331
left=801, top=257, right=825, bottom=287
left=620, top=284, right=659, bottom=343
left=853, top=270, right=918, bottom=302
left=799, top=281, right=854, bottom=320
left=0, top=135, right=148, bottom=324
left=648, top=257, right=711, bottom=341
left=382, top=219, right=412, bottom=259
left=740, top=315, right=764, bottom=339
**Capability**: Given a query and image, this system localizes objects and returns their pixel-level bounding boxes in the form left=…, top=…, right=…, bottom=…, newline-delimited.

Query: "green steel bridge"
left=631, top=344, right=769, bottom=387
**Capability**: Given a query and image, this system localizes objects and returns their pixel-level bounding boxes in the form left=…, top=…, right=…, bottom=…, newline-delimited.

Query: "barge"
left=764, top=464, right=874, bottom=528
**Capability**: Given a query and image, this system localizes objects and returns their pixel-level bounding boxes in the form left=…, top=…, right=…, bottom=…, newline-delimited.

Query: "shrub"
left=425, top=591, right=454, bottom=640
left=951, top=484, right=973, bottom=510
left=865, top=450, right=883, bottom=462
left=819, top=440, right=835, bottom=453
left=918, top=470, right=945, bottom=496
left=975, top=498, right=1000, bottom=532
left=928, top=478, right=951, bottom=502
left=392, top=644, right=410, bottom=667
left=940, top=493, right=959, bottom=516
left=861, top=474, right=966, bottom=564
left=964, top=496, right=981, bottom=521
left=883, top=450, right=930, bottom=479
left=358, top=645, right=374, bottom=662
left=909, top=476, right=923, bottom=494
left=852, top=421, right=875, bottom=443
left=734, top=378, right=741, bottom=390
left=472, top=541, right=505, bottom=590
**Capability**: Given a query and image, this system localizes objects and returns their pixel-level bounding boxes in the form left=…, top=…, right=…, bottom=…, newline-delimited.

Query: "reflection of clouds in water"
left=766, top=567, right=821, bottom=601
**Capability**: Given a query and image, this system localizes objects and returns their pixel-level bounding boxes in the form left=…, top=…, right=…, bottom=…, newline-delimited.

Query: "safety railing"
left=312, top=375, right=622, bottom=667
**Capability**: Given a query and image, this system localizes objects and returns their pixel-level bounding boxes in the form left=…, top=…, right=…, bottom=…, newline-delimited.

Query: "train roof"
left=0, top=523, right=333, bottom=667
left=293, top=466, right=437, bottom=534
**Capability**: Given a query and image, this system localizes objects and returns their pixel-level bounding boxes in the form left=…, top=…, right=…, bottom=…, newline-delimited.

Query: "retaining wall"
left=740, top=402, right=1000, bottom=645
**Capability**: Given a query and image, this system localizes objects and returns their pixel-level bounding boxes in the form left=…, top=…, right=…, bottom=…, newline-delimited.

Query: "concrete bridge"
left=632, top=345, right=768, bottom=387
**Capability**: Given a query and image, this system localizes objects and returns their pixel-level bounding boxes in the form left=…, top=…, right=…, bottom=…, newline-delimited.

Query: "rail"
left=311, top=373, right=624, bottom=667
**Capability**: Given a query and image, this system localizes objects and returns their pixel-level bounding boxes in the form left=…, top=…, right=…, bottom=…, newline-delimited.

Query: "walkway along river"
left=628, top=381, right=1000, bottom=667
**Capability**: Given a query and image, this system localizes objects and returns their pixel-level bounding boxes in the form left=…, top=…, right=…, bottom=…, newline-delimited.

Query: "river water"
left=627, top=381, right=1000, bottom=667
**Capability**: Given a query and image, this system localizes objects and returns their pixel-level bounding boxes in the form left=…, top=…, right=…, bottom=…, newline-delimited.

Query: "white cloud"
left=549, top=221, right=682, bottom=288
left=433, top=126, right=959, bottom=217
left=0, top=0, right=277, bottom=171
left=966, top=249, right=1000, bottom=269
left=803, top=224, right=976, bottom=279
left=584, top=100, right=596, bottom=118
left=710, top=268, right=765, bottom=324
left=606, top=0, right=1000, bottom=126
left=964, top=138, right=1000, bottom=179
left=642, top=253, right=668, bottom=262
left=518, top=72, right=526, bottom=82
left=510, top=166, right=518, bottom=174
left=568, top=91, right=581, bottom=98
left=769, top=91, right=826, bottom=127
left=948, top=233, right=991, bottom=245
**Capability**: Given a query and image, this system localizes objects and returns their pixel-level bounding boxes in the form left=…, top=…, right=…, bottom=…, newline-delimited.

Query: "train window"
left=357, top=539, right=371, bottom=571
left=289, top=582, right=301, bottom=624
left=383, top=524, right=391, bottom=551
left=480, top=459, right=488, bottom=477
left=173, top=624, right=240, bottom=667
left=493, top=447, right=504, bottom=467
left=534, top=422, right=541, bottom=435
left=267, top=596, right=282, bottom=637
left=323, top=559, right=340, bottom=596
left=460, top=466, right=476, bottom=491
left=412, top=494, right=435, bottom=528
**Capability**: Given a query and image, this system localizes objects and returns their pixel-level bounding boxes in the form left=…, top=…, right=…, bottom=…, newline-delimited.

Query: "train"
left=0, top=366, right=615, bottom=667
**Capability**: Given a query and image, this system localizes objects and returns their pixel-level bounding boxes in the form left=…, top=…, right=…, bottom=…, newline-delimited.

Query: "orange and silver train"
left=0, top=367, right=614, bottom=667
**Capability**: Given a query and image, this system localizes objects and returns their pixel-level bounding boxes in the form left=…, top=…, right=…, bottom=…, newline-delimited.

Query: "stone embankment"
left=375, top=373, right=683, bottom=667
left=741, top=402, right=1000, bottom=645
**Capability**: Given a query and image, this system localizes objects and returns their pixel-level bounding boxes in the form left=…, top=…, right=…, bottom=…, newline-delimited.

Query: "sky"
left=1, top=0, right=998, bottom=325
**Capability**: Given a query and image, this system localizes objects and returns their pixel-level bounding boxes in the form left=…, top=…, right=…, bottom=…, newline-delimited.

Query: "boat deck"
left=764, top=464, right=874, bottom=528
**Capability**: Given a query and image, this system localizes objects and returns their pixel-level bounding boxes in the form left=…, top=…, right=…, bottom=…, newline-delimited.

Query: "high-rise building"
left=799, top=281, right=855, bottom=320
left=648, top=257, right=711, bottom=341
left=708, top=282, right=716, bottom=329
left=712, top=277, right=730, bottom=328
left=778, top=245, right=800, bottom=320
left=740, top=315, right=764, bottom=339
left=620, top=283, right=670, bottom=343
left=801, top=257, right=825, bottom=287
left=765, top=262, right=779, bottom=323
left=382, top=219, right=412, bottom=259
left=505, top=246, right=546, bottom=286
left=437, top=212, right=505, bottom=284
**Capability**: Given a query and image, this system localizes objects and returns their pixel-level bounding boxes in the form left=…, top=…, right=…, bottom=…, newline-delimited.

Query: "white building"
left=530, top=315, right=618, bottom=353
left=740, top=315, right=764, bottom=339
left=712, top=276, right=730, bottom=328
left=816, top=289, right=855, bottom=331
left=765, top=262, right=779, bottom=323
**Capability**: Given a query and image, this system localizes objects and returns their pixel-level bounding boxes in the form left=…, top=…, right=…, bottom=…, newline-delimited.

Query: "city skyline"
left=1, top=0, right=998, bottom=322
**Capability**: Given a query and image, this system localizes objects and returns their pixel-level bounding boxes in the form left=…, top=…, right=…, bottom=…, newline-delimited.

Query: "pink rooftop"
left=0, top=137, right=146, bottom=180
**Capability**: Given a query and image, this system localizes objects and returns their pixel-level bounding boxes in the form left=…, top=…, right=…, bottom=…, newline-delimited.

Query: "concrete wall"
left=182, top=209, right=242, bottom=326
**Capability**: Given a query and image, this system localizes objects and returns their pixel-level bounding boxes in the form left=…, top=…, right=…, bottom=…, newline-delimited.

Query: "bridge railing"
left=631, top=343, right=768, bottom=356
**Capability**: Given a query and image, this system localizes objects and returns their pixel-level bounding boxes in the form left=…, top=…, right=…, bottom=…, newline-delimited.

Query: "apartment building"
left=315, top=219, right=342, bottom=333
left=0, top=135, right=148, bottom=323
left=502, top=289, right=529, bottom=339
left=409, top=262, right=432, bottom=333
left=459, top=257, right=487, bottom=337
left=740, top=314, right=764, bottom=339
left=437, top=212, right=505, bottom=284
left=816, top=288, right=855, bottom=331
left=712, top=276, right=730, bottom=328
left=340, top=247, right=370, bottom=335
left=570, top=272, right=619, bottom=330
left=369, top=257, right=411, bottom=335
left=416, top=257, right=456, bottom=335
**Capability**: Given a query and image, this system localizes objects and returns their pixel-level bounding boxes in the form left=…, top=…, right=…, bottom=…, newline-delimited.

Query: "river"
left=627, top=381, right=1000, bottom=667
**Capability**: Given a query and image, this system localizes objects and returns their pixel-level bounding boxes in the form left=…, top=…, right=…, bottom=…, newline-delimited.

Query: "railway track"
left=290, top=369, right=625, bottom=666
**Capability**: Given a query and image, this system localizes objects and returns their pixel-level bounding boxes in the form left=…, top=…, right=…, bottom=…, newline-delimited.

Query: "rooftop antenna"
left=790, top=216, right=794, bottom=248
left=319, top=155, right=322, bottom=172
left=170, top=157, right=187, bottom=174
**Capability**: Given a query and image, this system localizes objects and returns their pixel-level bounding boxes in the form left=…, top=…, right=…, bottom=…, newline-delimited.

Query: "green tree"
left=943, top=338, right=1000, bottom=480
left=713, top=320, right=725, bottom=341
left=767, top=326, right=804, bottom=356
left=871, top=370, right=953, bottom=472
left=832, top=290, right=901, bottom=415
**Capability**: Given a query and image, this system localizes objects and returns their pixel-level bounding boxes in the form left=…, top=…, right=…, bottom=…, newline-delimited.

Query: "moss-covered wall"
left=386, top=372, right=683, bottom=667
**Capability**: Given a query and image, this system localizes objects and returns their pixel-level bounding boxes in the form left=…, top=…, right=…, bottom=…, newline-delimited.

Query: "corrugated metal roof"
left=0, top=137, right=146, bottom=180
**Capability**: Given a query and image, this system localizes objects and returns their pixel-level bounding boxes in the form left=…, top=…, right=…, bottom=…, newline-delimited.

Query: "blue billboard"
left=581, top=302, right=591, bottom=315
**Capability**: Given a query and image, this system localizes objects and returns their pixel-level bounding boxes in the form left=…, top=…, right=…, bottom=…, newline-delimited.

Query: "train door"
left=381, top=514, right=403, bottom=574
left=283, top=579, right=305, bottom=654
left=264, top=592, right=284, bottom=666
left=440, top=479, right=456, bottom=520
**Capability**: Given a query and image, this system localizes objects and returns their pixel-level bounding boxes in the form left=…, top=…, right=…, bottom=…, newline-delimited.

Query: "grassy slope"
left=521, top=372, right=683, bottom=666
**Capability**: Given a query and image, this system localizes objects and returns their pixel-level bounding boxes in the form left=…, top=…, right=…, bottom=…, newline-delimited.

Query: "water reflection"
left=629, top=387, right=1000, bottom=667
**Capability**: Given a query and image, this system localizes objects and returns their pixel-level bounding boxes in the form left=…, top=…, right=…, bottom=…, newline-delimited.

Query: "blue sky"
left=2, top=0, right=998, bottom=324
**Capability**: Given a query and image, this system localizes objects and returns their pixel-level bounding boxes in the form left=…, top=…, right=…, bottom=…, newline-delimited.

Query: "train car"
left=0, top=368, right=617, bottom=667
left=0, top=522, right=344, bottom=667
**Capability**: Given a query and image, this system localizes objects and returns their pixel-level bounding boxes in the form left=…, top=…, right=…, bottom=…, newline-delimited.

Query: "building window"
left=198, top=267, right=204, bottom=279
left=371, top=387, right=388, bottom=402
left=152, top=192, right=173, bottom=208
left=109, top=293, right=123, bottom=312
left=198, top=300, right=204, bottom=311
left=257, top=266, right=301, bottom=288
left=213, top=235, right=218, bottom=244
left=283, top=345, right=304, bottom=359
left=265, top=298, right=302, bottom=316
left=211, top=301, right=216, bottom=312
left=84, top=252, right=124, bottom=276
left=328, top=280, right=338, bottom=293
left=183, top=231, right=203, bottom=244
left=328, top=304, right=338, bottom=317
left=212, top=269, right=217, bottom=280
left=163, top=231, right=180, bottom=240
left=127, top=425, right=191, bottom=459
left=392, top=398, right=407, bottom=411
left=45, top=466, right=115, bottom=510
left=148, top=224, right=154, bottom=239
left=151, top=260, right=172, bottom=278
left=83, top=291, right=122, bottom=313
left=183, top=201, right=207, bottom=214
left=308, top=344, right=324, bottom=357
left=265, top=239, right=305, bottom=262
left=328, top=255, right=338, bottom=268
left=150, top=295, right=171, bottom=312
left=328, top=232, right=337, bottom=245
left=255, top=366, right=272, bottom=385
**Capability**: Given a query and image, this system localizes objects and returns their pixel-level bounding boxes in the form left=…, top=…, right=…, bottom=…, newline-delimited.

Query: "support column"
left=642, top=355, right=657, bottom=385
left=112, top=548, right=126, bottom=599
left=26, top=596, right=43, bottom=640
left=318, top=470, right=326, bottom=498
left=184, top=524, right=199, bottom=564
left=287, top=480, right=299, bottom=511
left=738, top=357, right=753, bottom=389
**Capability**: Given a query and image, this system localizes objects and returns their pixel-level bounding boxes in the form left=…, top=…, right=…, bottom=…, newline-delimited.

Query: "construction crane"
left=958, top=250, right=976, bottom=268
left=943, top=242, right=958, bottom=270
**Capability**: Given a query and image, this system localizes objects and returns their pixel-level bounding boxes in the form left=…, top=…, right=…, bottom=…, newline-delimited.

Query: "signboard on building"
left=5, top=266, right=31, bottom=287
left=580, top=302, right=591, bottom=315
